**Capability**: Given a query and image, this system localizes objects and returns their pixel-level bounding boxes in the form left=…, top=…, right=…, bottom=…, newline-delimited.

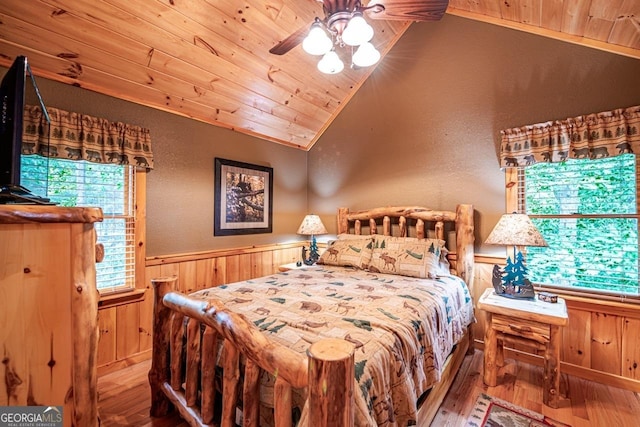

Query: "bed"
left=149, top=204, right=475, bottom=426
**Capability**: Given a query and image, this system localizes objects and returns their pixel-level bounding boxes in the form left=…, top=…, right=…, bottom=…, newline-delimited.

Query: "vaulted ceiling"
left=1, top=1, right=638, bottom=150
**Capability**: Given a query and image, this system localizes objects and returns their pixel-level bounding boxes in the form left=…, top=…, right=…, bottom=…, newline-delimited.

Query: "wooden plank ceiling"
left=1, top=1, right=638, bottom=151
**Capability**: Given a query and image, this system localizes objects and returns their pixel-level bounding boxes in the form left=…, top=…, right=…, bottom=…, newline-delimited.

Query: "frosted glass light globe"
left=352, top=42, right=380, bottom=67
left=317, top=51, right=344, bottom=74
left=302, top=24, right=332, bottom=56
left=342, top=14, right=373, bottom=46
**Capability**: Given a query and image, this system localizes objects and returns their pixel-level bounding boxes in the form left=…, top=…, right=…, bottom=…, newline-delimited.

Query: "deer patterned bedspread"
left=189, top=265, right=474, bottom=426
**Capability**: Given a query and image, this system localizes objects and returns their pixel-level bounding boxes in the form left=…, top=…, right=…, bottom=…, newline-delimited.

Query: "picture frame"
left=214, top=157, right=273, bottom=236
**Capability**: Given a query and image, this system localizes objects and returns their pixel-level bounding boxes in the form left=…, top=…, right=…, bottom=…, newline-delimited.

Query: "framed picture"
left=214, top=158, right=273, bottom=235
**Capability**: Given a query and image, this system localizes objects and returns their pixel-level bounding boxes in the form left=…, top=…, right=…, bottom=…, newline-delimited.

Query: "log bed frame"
left=149, top=204, right=475, bottom=427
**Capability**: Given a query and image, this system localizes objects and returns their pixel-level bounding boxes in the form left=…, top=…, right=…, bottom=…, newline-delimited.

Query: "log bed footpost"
left=307, top=338, right=356, bottom=427
left=149, top=276, right=178, bottom=417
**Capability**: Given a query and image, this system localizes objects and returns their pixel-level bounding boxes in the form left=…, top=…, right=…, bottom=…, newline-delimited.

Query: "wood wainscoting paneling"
left=472, top=257, right=640, bottom=392
left=97, top=242, right=304, bottom=375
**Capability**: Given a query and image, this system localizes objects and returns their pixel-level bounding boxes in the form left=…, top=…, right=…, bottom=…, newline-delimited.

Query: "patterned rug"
left=466, top=393, right=571, bottom=427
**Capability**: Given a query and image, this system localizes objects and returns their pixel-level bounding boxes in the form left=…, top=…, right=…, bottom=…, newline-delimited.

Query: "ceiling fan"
left=269, top=0, right=450, bottom=57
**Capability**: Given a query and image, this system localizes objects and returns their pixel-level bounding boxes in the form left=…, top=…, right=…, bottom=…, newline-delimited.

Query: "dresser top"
left=0, top=205, right=103, bottom=224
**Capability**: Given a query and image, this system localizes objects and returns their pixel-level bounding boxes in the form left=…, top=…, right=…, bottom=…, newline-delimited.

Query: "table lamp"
left=297, top=214, right=328, bottom=265
left=484, top=213, right=548, bottom=299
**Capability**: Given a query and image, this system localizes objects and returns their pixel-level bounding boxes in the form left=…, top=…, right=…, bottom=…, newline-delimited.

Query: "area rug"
left=466, top=393, right=571, bottom=427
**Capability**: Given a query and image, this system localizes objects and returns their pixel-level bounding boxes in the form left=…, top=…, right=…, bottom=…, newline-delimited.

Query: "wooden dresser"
left=0, top=205, right=103, bottom=427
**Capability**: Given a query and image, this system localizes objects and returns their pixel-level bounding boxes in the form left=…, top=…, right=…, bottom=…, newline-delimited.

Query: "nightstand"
left=278, top=262, right=307, bottom=272
left=478, top=288, right=568, bottom=408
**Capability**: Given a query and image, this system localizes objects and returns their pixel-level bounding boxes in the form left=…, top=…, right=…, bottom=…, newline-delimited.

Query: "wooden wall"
left=97, top=250, right=640, bottom=393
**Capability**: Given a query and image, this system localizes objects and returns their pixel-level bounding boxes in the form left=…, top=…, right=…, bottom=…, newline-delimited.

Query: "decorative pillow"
left=317, top=237, right=374, bottom=269
left=369, top=235, right=446, bottom=278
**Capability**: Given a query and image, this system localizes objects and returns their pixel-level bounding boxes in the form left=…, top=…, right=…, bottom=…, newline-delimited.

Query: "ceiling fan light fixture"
left=317, top=50, right=344, bottom=74
left=341, top=13, right=374, bottom=46
left=352, top=41, right=380, bottom=67
left=302, top=22, right=333, bottom=55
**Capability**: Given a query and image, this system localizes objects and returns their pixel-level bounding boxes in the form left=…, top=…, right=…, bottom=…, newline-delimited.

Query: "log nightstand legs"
left=544, top=325, right=561, bottom=408
left=483, top=312, right=498, bottom=387
left=478, top=288, right=568, bottom=409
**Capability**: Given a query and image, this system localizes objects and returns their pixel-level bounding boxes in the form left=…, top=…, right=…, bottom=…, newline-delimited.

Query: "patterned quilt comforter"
left=190, top=265, right=474, bottom=426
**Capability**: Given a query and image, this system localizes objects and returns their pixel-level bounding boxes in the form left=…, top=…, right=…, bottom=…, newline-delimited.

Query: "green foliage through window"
left=520, top=154, right=639, bottom=296
left=21, top=155, right=135, bottom=292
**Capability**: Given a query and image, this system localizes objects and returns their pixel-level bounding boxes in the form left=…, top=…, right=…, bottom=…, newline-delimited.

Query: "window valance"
left=499, top=105, right=640, bottom=168
left=22, top=105, right=154, bottom=169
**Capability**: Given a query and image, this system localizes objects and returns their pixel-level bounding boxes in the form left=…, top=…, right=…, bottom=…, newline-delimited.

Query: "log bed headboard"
left=336, top=204, right=475, bottom=288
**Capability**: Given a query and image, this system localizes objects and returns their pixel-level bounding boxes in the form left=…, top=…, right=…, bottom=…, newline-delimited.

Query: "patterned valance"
left=499, top=105, right=640, bottom=168
left=22, top=105, right=154, bottom=169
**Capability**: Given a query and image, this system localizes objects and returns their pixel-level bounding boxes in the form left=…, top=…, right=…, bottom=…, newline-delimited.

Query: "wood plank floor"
left=98, top=350, right=640, bottom=426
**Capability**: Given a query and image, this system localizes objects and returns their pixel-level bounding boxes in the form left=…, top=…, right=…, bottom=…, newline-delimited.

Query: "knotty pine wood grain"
left=201, top=326, right=217, bottom=424
left=242, top=360, right=261, bottom=427
left=591, top=312, right=623, bottom=375
left=1, top=211, right=101, bottom=427
left=97, top=308, right=117, bottom=367
left=0, top=0, right=408, bottom=147
left=115, top=302, right=140, bottom=361
left=447, top=0, right=640, bottom=60
left=221, top=343, right=241, bottom=427
left=563, top=309, right=591, bottom=367
left=4, top=1, right=637, bottom=149
left=305, top=339, right=355, bottom=427
left=0, top=205, right=103, bottom=224
left=622, top=317, right=640, bottom=381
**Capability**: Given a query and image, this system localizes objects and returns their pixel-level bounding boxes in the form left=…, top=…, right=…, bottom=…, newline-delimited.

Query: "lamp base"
left=301, top=245, right=320, bottom=266
left=491, top=265, right=536, bottom=300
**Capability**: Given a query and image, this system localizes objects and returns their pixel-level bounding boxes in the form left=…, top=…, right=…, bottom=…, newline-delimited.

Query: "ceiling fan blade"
left=366, top=0, right=449, bottom=21
left=269, top=24, right=311, bottom=55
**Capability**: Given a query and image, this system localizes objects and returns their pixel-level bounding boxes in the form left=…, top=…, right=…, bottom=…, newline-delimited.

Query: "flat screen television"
left=0, top=55, right=52, bottom=204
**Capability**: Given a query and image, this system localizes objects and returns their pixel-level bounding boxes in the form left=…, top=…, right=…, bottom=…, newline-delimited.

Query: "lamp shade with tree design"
left=485, top=213, right=548, bottom=299
left=297, top=214, right=328, bottom=265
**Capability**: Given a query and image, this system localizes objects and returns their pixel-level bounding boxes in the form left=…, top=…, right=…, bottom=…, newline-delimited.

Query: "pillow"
left=317, top=237, right=374, bottom=269
left=369, top=235, right=446, bottom=278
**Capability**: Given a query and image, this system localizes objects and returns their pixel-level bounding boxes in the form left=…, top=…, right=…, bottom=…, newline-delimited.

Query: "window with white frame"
left=21, top=155, right=136, bottom=294
left=515, top=153, right=639, bottom=298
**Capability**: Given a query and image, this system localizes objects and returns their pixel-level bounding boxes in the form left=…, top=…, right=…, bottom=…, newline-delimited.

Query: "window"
left=21, top=155, right=136, bottom=294
left=514, top=154, right=639, bottom=298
